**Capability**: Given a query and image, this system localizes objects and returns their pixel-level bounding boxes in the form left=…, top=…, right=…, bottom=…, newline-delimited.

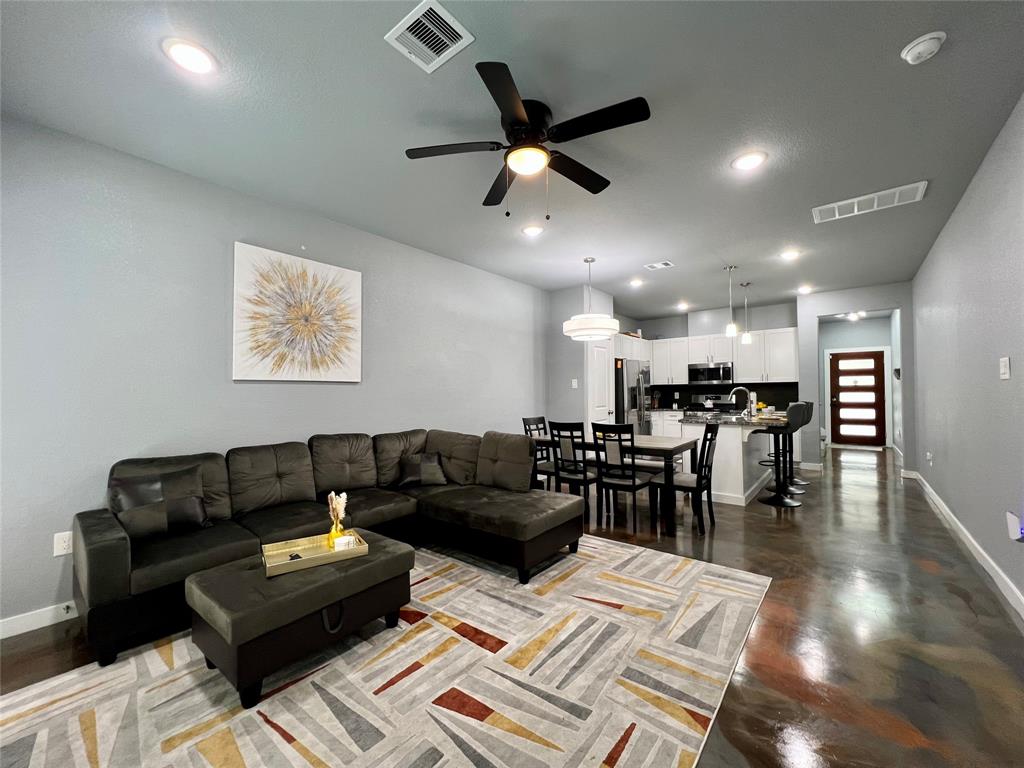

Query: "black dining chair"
left=591, top=423, right=656, bottom=534
left=548, top=421, right=600, bottom=517
left=651, top=422, right=719, bottom=536
left=523, top=416, right=555, bottom=490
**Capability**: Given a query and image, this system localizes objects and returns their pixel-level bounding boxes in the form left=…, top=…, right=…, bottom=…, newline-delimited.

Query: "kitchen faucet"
left=729, top=386, right=753, bottom=417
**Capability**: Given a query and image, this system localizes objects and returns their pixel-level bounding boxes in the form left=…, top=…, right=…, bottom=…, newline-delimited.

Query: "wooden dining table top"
left=532, top=433, right=698, bottom=457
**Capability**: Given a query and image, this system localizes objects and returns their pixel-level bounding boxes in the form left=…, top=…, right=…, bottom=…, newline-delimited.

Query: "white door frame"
left=823, top=345, right=893, bottom=448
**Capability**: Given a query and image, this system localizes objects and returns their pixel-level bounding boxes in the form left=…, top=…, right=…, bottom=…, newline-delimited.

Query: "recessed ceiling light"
left=162, top=38, right=216, bottom=74
left=629, top=278, right=643, bottom=288
left=900, top=31, right=946, bottom=66
left=857, top=310, right=867, bottom=318
left=780, top=249, right=800, bottom=262
left=848, top=313, right=860, bottom=322
left=797, top=284, right=813, bottom=295
left=731, top=151, right=767, bottom=171
left=521, top=225, right=543, bottom=238
left=676, top=301, right=689, bottom=312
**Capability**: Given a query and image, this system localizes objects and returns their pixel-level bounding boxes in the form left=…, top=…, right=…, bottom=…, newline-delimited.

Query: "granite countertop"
left=652, top=410, right=787, bottom=427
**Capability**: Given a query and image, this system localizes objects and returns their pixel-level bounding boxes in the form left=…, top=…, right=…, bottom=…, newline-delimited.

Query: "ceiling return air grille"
left=812, top=181, right=928, bottom=224
left=385, top=0, right=473, bottom=73
left=643, top=260, right=676, bottom=271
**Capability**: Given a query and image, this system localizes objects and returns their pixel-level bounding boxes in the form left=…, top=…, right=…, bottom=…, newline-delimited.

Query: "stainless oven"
left=687, top=362, right=733, bottom=385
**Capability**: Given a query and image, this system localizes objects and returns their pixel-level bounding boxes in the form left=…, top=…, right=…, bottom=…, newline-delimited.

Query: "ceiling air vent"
left=643, top=260, right=676, bottom=271
left=385, top=0, right=473, bottom=74
left=812, top=180, right=928, bottom=224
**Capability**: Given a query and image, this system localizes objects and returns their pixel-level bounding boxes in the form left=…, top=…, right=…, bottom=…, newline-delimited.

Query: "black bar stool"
left=757, top=402, right=804, bottom=508
left=791, top=401, right=813, bottom=487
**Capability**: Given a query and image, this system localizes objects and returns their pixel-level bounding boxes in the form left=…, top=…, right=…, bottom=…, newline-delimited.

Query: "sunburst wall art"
left=232, top=242, right=362, bottom=382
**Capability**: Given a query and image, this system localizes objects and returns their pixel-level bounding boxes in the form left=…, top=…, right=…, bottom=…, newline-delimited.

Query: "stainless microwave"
left=688, top=362, right=733, bottom=385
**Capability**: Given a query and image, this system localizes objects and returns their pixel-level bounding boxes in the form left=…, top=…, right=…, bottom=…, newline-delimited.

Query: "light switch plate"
left=53, top=531, right=73, bottom=557
left=999, top=357, right=1011, bottom=380
left=1007, top=511, right=1023, bottom=542
left=570, top=378, right=578, bottom=389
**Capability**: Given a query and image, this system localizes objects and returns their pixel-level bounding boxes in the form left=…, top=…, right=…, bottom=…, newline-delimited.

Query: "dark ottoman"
left=185, top=529, right=414, bottom=708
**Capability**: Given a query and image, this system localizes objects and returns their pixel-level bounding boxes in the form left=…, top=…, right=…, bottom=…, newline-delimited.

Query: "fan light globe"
left=506, top=145, right=549, bottom=176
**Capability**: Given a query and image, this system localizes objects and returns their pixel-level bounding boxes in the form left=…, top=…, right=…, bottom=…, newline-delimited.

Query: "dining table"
left=532, top=433, right=699, bottom=536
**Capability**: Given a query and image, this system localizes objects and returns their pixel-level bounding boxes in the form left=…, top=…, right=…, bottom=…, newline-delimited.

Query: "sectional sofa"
left=73, top=429, right=583, bottom=665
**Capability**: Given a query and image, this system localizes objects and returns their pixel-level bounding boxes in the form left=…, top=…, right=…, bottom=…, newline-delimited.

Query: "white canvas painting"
left=232, top=242, right=362, bottom=382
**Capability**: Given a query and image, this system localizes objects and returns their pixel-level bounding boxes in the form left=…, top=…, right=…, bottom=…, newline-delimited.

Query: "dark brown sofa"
left=73, top=429, right=582, bottom=664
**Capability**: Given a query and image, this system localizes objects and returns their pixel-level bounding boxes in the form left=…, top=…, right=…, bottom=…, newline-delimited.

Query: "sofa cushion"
left=109, top=453, right=232, bottom=521
left=236, top=500, right=329, bottom=544
left=373, top=429, right=427, bottom=487
left=309, top=433, right=377, bottom=495
left=398, top=485, right=461, bottom=501
left=398, top=452, right=447, bottom=488
left=110, top=466, right=211, bottom=538
left=227, top=442, right=316, bottom=515
left=476, top=431, right=536, bottom=492
left=129, top=520, right=259, bottom=595
left=346, top=488, right=418, bottom=528
left=185, top=529, right=414, bottom=646
left=417, top=486, right=584, bottom=541
left=426, top=430, right=482, bottom=485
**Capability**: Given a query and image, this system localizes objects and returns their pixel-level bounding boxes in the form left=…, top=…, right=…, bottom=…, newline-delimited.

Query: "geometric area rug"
left=0, top=535, right=769, bottom=767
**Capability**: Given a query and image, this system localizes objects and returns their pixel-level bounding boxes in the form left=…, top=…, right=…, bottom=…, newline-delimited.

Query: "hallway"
left=586, top=446, right=1024, bottom=767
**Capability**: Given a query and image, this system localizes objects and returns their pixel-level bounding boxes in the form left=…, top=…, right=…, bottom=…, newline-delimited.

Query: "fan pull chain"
left=504, top=163, right=511, bottom=218
left=545, top=166, right=550, bottom=221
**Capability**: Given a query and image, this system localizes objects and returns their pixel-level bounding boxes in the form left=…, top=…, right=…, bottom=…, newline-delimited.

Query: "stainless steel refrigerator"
left=614, top=358, right=652, bottom=435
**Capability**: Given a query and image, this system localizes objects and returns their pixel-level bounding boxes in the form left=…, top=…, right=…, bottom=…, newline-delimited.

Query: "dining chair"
left=651, top=422, right=719, bottom=535
left=548, top=421, right=600, bottom=517
left=522, top=416, right=555, bottom=490
left=590, top=422, right=655, bottom=534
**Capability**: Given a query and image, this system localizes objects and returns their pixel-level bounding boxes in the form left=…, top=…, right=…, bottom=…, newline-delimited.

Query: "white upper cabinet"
left=688, top=336, right=711, bottom=364
left=651, top=339, right=671, bottom=384
left=764, top=327, right=799, bottom=381
left=733, top=330, right=766, bottom=383
left=710, top=335, right=733, bottom=363
left=668, top=338, right=689, bottom=383
left=614, top=334, right=653, bottom=363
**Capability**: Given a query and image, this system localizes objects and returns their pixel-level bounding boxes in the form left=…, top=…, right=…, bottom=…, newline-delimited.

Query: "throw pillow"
left=398, top=452, right=447, bottom=488
left=109, top=465, right=210, bottom=538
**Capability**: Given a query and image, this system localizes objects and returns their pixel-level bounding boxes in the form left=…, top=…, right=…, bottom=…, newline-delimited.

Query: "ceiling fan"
left=405, top=62, right=651, bottom=206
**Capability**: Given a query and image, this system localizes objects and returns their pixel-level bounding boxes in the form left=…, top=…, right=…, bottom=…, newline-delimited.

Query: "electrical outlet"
left=53, top=531, right=72, bottom=557
left=925, top=450, right=933, bottom=467
left=674, top=392, right=680, bottom=399
left=999, top=356, right=1011, bottom=380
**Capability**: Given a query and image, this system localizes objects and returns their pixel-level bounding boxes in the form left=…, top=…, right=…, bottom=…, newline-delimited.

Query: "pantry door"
left=828, top=351, right=886, bottom=447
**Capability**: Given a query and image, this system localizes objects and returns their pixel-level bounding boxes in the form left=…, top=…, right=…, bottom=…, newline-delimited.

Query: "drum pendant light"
left=563, top=258, right=620, bottom=341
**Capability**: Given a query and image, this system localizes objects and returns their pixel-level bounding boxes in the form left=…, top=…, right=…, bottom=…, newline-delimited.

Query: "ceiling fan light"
left=506, top=145, right=549, bottom=176
left=562, top=313, right=620, bottom=341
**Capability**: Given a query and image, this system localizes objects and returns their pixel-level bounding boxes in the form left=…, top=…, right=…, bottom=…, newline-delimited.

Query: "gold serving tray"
left=262, top=531, right=368, bottom=577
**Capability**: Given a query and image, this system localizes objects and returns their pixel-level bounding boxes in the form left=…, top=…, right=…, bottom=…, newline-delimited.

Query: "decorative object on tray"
left=327, top=491, right=349, bottom=549
left=232, top=242, right=362, bottom=382
left=262, top=530, right=368, bottom=577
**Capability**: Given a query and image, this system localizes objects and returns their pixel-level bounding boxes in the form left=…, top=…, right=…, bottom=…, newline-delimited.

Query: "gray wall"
left=817, top=317, right=893, bottom=442
left=911, top=93, right=1024, bottom=595
left=890, top=309, right=905, bottom=455
left=544, top=285, right=613, bottom=422
left=0, top=119, right=548, bottom=619
left=638, top=301, right=795, bottom=339
left=796, top=283, right=916, bottom=466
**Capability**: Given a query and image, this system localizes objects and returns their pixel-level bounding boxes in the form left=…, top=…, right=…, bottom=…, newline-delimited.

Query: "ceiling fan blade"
left=405, top=141, right=503, bottom=159
left=548, top=151, right=610, bottom=194
left=475, top=62, right=529, bottom=125
left=483, top=165, right=517, bottom=206
left=547, top=97, right=651, bottom=143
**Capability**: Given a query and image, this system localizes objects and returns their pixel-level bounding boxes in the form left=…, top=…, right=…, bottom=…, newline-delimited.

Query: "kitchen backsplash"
left=649, top=382, right=799, bottom=411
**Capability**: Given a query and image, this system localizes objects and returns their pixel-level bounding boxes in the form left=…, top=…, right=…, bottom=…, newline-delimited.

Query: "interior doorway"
left=826, top=349, right=888, bottom=447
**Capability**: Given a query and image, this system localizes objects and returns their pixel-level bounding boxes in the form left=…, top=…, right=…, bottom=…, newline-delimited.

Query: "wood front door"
left=829, top=350, right=886, bottom=447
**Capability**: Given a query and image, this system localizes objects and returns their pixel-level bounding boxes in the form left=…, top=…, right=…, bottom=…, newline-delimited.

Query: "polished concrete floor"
left=3, top=447, right=1023, bottom=766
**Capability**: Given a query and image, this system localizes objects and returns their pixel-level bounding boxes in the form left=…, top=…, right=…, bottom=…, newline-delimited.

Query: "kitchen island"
left=651, top=411, right=798, bottom=506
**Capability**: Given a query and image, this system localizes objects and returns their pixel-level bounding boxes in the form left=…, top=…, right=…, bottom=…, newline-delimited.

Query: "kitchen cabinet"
left=651, top=339, right=671, bottom=384
left=688, top=336, right=710, bottom=364
left=687, top=334, right=732, bottom=364
left=710, top=335, right=733, bottom=363
left=733, top=330, right=766, bottom=383
left=669, top=338, right=689, bottom=383
left=614, top=334, right=652, bottom=363
left=764, top=327, right=798, bottom=381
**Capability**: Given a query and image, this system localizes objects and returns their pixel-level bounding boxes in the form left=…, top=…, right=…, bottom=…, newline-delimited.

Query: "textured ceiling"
left=3, top=2, right=1023, bottom=318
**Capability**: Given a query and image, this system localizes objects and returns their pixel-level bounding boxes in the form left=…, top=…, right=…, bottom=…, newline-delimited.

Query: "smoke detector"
left=900, top=31, right=946, bottom=65
left=385, top=0, right=473, bottom=73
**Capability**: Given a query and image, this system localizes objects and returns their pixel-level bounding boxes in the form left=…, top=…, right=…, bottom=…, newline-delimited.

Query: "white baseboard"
left=907, top=474, right=1024, bottom=622
left=800, top=462, right=823, bottom=472
left=1, top=601, right=78, bottom=639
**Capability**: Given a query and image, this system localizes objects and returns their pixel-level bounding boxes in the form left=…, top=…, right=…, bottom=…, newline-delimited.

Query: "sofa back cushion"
left=476, top=431, right=536, bottom=492
left=226, top=442, right=316, bottom=515
left=108, top=453, right=231, bottom=521
left=309, top=433, right=377, bottom=497
left=426, top=430, right=482, bottom=485
left=372, top=429, right=427, bottom=487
